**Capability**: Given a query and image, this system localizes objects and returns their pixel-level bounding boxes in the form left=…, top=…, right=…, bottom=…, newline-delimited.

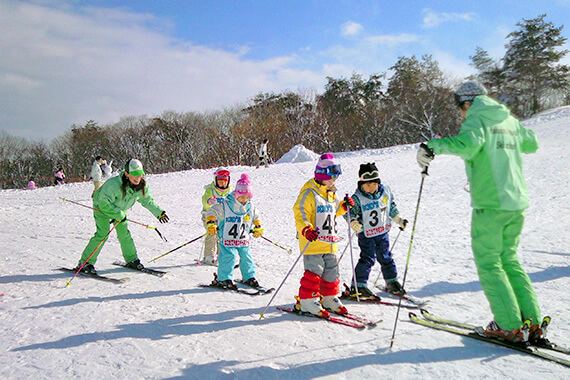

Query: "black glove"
left=417, top=143, right=435, bottom=170
left=110, top=217, right=127, bottom=224
left=158, top=211, right=169, bottom=224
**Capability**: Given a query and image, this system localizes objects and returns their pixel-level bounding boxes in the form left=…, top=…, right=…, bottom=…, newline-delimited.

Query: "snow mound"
left=523, top=105, right=570, bottom=126
left=276, top=144, right=320, bottom=164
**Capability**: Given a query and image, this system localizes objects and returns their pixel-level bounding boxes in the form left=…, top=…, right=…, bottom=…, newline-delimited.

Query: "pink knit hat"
left=232, top=173, right=253, bottom=198
left=315, top=153, right=341, bottom=181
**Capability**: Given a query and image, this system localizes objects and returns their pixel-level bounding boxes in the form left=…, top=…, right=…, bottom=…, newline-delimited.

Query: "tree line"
left=1, top=14, right=568, bottom=189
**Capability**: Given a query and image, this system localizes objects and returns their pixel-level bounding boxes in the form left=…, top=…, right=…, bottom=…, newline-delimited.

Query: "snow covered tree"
left=241, top=91, right=320, bottom=160
left=502, top=14, right=569, bottom=117
left=317, top=73, right=386, bottom=151
left=469, top=47, right=506, bottom=96
left=386, top=55, right=460, bottom=143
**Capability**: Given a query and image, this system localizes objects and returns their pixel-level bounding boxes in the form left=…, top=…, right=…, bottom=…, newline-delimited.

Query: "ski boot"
left=295, top=296, right=330, bottom=318
left=385, top=280, right=406, bottom=296
left=483, top=320, right=529, bottom=343
left=321, top=295, right=348, bottom=315
left=242, top=277, right=260, bottom=288
left=125, top=259, right=144, bottom=270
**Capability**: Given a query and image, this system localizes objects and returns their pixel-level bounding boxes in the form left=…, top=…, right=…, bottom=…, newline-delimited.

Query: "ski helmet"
left=454, top=81, right=487, bottom=106
left=214, top=167, right=230, bottom=189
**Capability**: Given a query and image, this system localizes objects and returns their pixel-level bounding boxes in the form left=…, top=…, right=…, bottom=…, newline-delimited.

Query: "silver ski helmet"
left=454, top=81, right=487, bottom=107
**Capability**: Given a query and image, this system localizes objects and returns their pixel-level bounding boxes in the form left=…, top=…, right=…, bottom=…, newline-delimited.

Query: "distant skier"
left=75, top=159, right=169, bottom=274
left=255, top=138, right=270, bottom=168
left=292, top=153, right=353, bottom=317
left=54, top=168, right=65, bottom=185
left=348, top=162, right=408, bottom=297
left=25, top=178, right=36, bottom=190
left=416, top=81, right=542, bottom=343
left=205, top=173, right=264, bottom=289
left=101, top=159, right=113, bottom=180
left=200, top=167, right=233, bottom=265
left=90, top=156, right=105, bottom=197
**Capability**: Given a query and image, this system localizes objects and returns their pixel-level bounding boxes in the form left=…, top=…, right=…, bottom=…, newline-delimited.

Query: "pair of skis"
left=410, top=309, right=570, bottom=367
left=277, top=306, right=380, bottom=329
left=339, top=283, right=426, bottom=309
left=60, top=261, right=166, bottom=284
left=198, top=273, right=275, bottom=296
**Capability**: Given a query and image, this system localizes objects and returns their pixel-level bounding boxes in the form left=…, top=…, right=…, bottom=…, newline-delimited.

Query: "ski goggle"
left=215, top=169, right=230, bottom=179
left=359, top=170, right=380, bottom=181
left=315, top=164, right=342, bottom=177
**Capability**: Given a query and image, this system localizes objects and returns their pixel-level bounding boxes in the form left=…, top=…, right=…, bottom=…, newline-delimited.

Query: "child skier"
left=293, top=153, right=354, bottom=317
left=205, top=173, right=264, bottom=289
left=75, top=159, right=169, bottom=273
left=348, top=162, right=408, bottom=297
left=200, top=167, right=233, bottom=265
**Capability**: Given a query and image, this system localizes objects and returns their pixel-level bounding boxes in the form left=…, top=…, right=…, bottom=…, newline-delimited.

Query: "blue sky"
left=1, top=0, right=569, bottom=140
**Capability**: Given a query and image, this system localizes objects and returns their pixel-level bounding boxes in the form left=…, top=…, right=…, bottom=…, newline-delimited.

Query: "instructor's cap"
left=125, top=159, right=145, bottom=176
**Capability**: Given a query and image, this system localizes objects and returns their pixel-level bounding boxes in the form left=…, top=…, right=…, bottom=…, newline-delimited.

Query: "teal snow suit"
left=427, top=95, right=541, bottom=330
left=79, top=172, right=164, bottom=265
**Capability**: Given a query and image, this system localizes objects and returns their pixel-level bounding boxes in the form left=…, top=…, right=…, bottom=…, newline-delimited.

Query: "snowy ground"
left=1, top=107, right=569, bottom=379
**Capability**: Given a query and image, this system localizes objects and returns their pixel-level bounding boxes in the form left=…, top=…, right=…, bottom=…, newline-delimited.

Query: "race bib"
left=360, top=194, right=392, bottom=238
left=221, top=201, right=253, bottom=247
left=311, top=190, right=343, bottom=244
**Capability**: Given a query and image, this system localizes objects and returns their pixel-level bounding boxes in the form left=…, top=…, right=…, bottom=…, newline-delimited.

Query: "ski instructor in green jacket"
left=76, top=159, right=169, bottom=274
left=416, top=81, right=544, bottom=343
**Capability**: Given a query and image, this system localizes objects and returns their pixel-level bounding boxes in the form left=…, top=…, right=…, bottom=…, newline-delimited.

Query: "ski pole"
left=66, top=219, right=121, bottom=287
left=258, top=241, right=310, bottom=320
left=261, top=236, right=292, bottom=254
left=149, top=233, right=207, bottom=262
left=372, top=227, right=402, bottom=288
left=345, top=194, right=360, bottom=302
left=61, top=197, right=167, bottom=242
left=390, top=167, right=428, bottom=348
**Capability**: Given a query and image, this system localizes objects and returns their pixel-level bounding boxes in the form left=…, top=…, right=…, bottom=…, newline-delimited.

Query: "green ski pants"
left=471, top=209, right=541, bottom=330
left=79, top=212, right=138, bottom=264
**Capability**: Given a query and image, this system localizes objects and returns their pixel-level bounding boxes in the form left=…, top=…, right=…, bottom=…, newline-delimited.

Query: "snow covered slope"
left=0, top=107, right=568, bottom=379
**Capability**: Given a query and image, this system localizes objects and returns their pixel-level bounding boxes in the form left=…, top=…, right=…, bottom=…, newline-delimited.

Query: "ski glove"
left=252, top=224, right=264, bottom=238
left=342, top=195, right=355, bottom=211
left=417, top=143, right=435, bottom=170
left=206, top=197, right=217, bottom=206
left=350, top=218, right=363, bottom=233
left=158, top=211, right=169, bottom=223
left=392, top=214, right=409, bottom=231
left=206, top=216, right=217, bottom=235
left=302, top=226, right=319, bottom=242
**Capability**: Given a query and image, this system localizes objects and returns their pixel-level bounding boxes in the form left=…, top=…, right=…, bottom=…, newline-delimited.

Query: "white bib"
left=310, top=189, right=342, bottom=244
left=359, top=192, right=392, bottom=237
left=221, top=200, right=254, bottom=247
